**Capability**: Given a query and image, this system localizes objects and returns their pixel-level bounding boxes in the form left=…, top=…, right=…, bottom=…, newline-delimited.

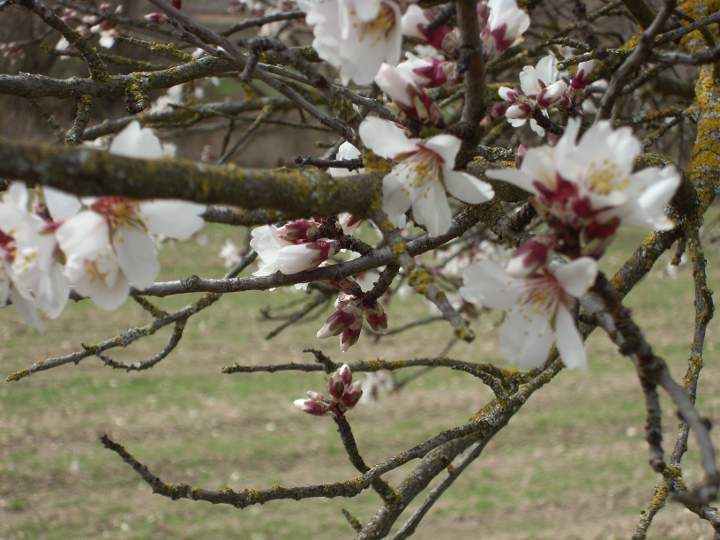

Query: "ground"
left=1, top=222, right=718, bottom=540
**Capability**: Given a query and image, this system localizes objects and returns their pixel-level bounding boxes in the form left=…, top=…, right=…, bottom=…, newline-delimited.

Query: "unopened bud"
left=571, top=60, right=595, bottom=90
left=278, top=219, right=319, bottom=243
left=328, top=363, right=352, bottom=399
left=364, top=301, right=387, bottom=333
left=537, top=80, right=568, bottom=108
left=144, top=11, right=167, bottom=23
left=506, top=103, right=532, bottom=119
left=293, top=398, right=329, bottom=416
left=339, top=381, right=363, bottom=409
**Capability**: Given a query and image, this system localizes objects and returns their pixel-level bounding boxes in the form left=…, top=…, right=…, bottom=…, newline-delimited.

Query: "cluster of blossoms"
left=496, top=54, right=596, bottom=137
left=458, top=120, right=680, bottom=369
left=55, top=3, right=121, bottom=51
left=0, top=121, right=206, bottom=325
left=294, top=363, right=363, bottom=416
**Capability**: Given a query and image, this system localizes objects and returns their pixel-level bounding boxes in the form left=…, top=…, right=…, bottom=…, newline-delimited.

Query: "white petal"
left=56, top=211, right=110, bottom=258
left=139, top=200, right=205, bottom=240
left=555, top=303, right=587, bottom=369
left=9, top=286, right=43, bottom=330
left=359, top=117, right=417, bottom=159
left=44, top=187, right=82, bottom=221
left=112, top=226, right=160, bottom=289
left=500, top=306, right=554, bottom=369
left=79, top=268, right=130, bottom=310
left=460, top=260, right=522, bottom=309
left=422, top=134, right=462, bottom=167
left=411, top=180, right=451, bottom=236
left=109, top=121, right=164, bottom=159
left=485, top=167, right=538, bottom=195
left=382, top=173, right=412, bottom=225
left=444, top=171, right=494, bottom=204
left=552, top=257, right=598, bottom=298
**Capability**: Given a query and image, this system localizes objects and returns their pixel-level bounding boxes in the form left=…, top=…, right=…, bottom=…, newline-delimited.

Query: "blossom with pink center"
left=0, top=183, right=69, bottom=327
left=397, top=53, right=454, bottom=89
left=400, top=4, right=454, bottom=51
left=460, top=256, right=598, bottom=369
left=486, top=118, right=681, bottom=245
left=47, top=122, right=206, bottom=309
left=359, top=117, right=494, bottom=236
left=375, top=62, right=442, bottom=125
left=480, top=0, right=530, bottom=55
left=298, top=0, right=402, bottom=85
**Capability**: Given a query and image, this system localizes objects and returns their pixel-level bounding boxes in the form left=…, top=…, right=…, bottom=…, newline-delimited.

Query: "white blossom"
left=486, top=118, right=681, bottom=241
left=298, top=0, right=402, bottom=85
left=460, top=256, right=598, bottom=369
left=359, top=117, right=494, bottom=236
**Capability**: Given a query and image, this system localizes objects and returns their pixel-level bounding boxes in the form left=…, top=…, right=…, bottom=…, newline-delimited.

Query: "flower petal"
left=112, top=226, right=160, bottom=289
left=44, top=187, right=82, bottom=221
left=460, top=260, right=522, bottom=309
left=109, top=121, right=164, bottom=159
left=382, top=173, right=412, bottom=226
left=139, top=200, right=205, bottom=240
left=555, top=303, right=587, bottom=369
left=444, top=171, right=494, bottom=204
left=552, top=257, right=598, bottom=298
left=411, top=180, right=451, bottom=236
left=359, top=117, right=417, bottom=159
left=500, top=306, right=554, bottom=369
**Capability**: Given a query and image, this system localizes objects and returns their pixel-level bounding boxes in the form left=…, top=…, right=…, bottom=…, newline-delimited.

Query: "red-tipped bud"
left=278, top=219, right=320, bottom=243
left=364, top=301, right=387, bottom=333
left=171, top=0, right=182, bottom=9
left=144, top=11, right=167, bottom=23
left=317, top=297, right=362, bottom=339
left=537, top=80, right=568, bottom=108
left=571, top=60, right=595, bottom=90
left=294, top=397, right=329, bottom=416
left=328, top=363, right=352, bottom=399
left=339, top=381, right=363, bottom=409
left=507, top=237, right=554, bottom=277
left=506, top=103, right=533, bottom=119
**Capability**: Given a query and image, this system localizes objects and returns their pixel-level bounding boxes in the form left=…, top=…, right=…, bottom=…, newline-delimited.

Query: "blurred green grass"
left=1, top=219, right=718, bottom=540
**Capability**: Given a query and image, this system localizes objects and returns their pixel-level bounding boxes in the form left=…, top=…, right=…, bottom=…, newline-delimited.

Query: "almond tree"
left=0, top=0, right=719, bottom=537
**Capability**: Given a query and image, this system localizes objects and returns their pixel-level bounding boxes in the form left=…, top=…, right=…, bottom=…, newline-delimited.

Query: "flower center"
left=520, top=272, right=561, bottom=313
left=91, top=197, right=140, bottom=229
left=403, top=146, right=444, bottom=191
left=361, top=3, right=396, bottom=40
left=587, top=160, right=629, bottom=195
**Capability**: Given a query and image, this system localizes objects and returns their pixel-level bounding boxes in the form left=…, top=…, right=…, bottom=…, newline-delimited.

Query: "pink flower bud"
left=171, top=0, right=182, bottom=9
left=571, top=60, right=595, bottom=90
left=506, top=103, right=532, bottom=119
left=498, top=86, right=519, bottom=103
left=277, top=219, right=319, bottom=243
left=537, top=80, right=568, bottom=108
left=339, top=381, right=363, bottom=409
left=364, top=301, right=387, bottom=332
left=144, top=11, right=167, bottom=23
left=316, top=296, right=362, bottom=339
left=328, top=363, right=352, bottom=399
left=507, top=237, right=554, bottom=277
left=293, top=398, right=329, bottom=416
left=340, top=327, right=362, bottom=352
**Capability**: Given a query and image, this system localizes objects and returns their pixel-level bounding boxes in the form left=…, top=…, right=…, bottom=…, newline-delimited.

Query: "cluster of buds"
left=316, top=293, right=388, bottom=351
left=496, top=55, right=596, bottom=136
left=294, top=364, right=363, bottom=416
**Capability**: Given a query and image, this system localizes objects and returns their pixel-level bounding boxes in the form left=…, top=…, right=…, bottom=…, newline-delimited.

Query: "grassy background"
left=1, top=223, right=718, bottom=540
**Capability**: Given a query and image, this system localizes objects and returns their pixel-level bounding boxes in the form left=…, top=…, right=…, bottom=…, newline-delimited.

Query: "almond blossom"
left=250, top=221, right=338, bottom=276
left=298, top=0, right=402, bottom=85
left=498, top=54, right=568, bottom=136
left=47, top=122, right=206, bottom=310
left=0, top=183, right=69, bottom=327
left=479, top=0, right=531, bottom=55
left=401, top=4, right=455, bottom=51
left=375, top=61, right=443, bottom=125
left=358, top=117, right=494, bottom=236
left=486, top=118, right=681, bottom=247
left=460, top=248, right=598, bottom=369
